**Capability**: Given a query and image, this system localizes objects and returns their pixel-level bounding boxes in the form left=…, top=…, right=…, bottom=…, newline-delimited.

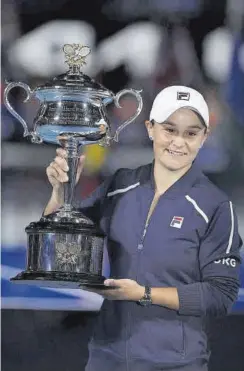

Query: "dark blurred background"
left=1, top=0, right=244, bottom=370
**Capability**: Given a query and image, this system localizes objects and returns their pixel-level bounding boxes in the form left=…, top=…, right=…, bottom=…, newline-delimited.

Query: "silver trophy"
left=4, top=44, right=143, bottom=288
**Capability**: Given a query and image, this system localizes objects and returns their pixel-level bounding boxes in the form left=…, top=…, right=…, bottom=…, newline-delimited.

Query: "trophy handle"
left=112, top=89, right=143, bottom=142
left=3, top=82, right=42, bottom=144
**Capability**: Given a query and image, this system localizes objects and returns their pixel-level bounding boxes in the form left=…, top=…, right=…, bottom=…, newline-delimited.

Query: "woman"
left=45, top=86, right=242, bottom=371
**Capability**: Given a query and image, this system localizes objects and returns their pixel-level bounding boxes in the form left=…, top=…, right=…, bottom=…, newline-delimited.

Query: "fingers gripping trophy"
left=4, top=44, right=143, bottom=288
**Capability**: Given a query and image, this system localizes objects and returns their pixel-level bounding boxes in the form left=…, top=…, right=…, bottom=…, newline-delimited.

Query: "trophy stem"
left=60, top=137, right=80, bottom=212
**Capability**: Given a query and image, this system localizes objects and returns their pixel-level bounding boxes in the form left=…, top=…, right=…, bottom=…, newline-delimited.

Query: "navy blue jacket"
left=80, top=161, right=242, bottom=371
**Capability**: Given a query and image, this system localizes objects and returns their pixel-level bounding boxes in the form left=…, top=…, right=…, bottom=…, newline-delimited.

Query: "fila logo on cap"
left=177, top=92, right=190, bottom=101
left=170, top=216, right=184, bottom=229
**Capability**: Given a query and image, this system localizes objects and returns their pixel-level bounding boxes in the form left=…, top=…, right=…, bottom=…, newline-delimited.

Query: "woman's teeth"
left=167, top=149, right=185, bottom=156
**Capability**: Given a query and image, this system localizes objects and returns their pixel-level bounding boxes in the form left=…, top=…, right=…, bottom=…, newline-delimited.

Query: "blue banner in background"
left=226, top=32, right=244, bottom=128
left=1, top=245, right=244, bottom=312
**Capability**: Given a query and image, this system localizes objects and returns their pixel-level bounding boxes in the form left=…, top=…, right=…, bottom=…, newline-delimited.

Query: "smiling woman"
left=145, top=108, right=208, bottom=175
left=143, top=86, right=210, bottom=193
left=44, top=85, right=242, bottom=371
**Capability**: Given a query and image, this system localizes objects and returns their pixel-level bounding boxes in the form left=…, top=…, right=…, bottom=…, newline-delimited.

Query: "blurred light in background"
left=7, top=20, right=96, bottom=78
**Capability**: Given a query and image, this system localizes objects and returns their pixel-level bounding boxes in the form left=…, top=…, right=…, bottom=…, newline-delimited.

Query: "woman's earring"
left=149, top=136, right=153, bottom=141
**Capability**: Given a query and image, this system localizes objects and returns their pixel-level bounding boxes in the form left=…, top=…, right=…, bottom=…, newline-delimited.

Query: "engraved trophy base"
left=10, top=207, right=109, bottom=290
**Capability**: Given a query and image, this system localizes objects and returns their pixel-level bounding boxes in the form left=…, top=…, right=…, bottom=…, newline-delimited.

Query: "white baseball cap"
left=149, top=85, right=209, bottom=128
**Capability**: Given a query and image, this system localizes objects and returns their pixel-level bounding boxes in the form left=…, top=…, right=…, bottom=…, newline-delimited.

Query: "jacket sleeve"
left=177, top=201, right=243, bottom=317
left=77, top=174, right=115, bottom=224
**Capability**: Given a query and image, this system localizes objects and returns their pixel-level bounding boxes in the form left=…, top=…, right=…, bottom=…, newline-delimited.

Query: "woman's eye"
left=187, top=132, right=197, bottom=137
left=164, top=128, right=175, bottom=134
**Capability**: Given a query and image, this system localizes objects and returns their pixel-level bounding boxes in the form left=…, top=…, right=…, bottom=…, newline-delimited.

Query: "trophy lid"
left=35, top=44, right=114, bottom=101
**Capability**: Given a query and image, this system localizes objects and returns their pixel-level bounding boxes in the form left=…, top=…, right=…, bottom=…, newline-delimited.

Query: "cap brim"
left=151, top=105, right=208, bottom=128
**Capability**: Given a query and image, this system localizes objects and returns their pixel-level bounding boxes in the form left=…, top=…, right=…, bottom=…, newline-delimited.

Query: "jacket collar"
left=139, top=160, right=203, bottom=198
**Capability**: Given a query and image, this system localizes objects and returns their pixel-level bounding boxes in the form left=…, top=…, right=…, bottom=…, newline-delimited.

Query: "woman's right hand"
left=46, top=148, right=86, bottom=203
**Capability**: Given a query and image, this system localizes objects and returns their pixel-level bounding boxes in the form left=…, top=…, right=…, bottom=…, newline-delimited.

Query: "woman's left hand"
left=81, top=279, right=145, bottom=301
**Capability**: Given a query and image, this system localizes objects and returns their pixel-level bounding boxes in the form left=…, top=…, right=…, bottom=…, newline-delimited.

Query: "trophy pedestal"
left=11, top=271, right=107, bottom=289
left=10, top=209, right=108, bottom=289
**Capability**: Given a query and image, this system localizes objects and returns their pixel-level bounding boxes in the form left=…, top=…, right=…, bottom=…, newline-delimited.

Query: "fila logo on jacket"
left=170, top=216, right=184, bottom=229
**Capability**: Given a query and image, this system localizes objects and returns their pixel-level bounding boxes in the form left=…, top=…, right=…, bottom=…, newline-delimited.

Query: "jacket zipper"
left=137, top=224, right=148, bottom=250
left=136, top=193, right=161, bottom=278
left=138, top=192, right=161, bottom=250
left=180, top=320, right=186, bottom=358
left=136, top=223, right=149, bottom=281
left=126, top=196, right=156, bottom=368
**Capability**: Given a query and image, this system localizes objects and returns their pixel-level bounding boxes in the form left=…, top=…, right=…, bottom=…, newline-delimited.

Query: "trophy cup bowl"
left=4, top=44, right=143, bottom=289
